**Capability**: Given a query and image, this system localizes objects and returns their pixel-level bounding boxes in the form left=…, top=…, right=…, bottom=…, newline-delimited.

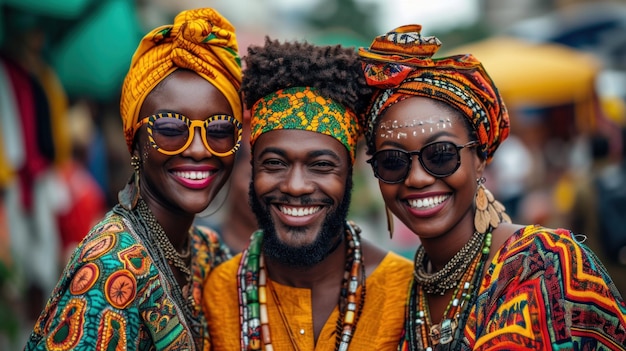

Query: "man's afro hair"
left=241, top=37, right=375, bottom=123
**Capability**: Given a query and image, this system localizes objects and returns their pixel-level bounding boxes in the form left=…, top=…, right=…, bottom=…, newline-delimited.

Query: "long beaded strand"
left=399, top=231, right=492, bottom=351
left=137, top=200, right=191, bottom=278
left=136, top=199, right=194, bottom=309
left=237, top=230, right=263, bottom=350
left=336, top=221, right=366, bottom=351
left=258, top=256, right=273, bottom=351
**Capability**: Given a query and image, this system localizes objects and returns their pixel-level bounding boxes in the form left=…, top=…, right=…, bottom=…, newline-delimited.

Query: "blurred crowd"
left=1, top=0, right=626, bottom=348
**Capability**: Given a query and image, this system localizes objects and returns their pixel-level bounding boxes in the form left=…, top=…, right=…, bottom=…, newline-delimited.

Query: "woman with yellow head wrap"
left=360, top=25, right=626, bottom=350
left=24, top=8, right=242, bottom=351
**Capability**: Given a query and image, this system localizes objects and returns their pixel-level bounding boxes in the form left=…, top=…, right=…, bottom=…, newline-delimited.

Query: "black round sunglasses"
left=367, top=140, right=479, bottom=183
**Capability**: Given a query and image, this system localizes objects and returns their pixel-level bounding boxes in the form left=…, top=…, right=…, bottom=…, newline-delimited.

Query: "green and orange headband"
left=250, top=86, right=360, bottom=163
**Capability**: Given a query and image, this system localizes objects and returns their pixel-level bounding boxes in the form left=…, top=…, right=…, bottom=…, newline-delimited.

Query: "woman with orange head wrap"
left=360, top=25, right=626, bottom=350
left=24, top=8, right=242, bottom=350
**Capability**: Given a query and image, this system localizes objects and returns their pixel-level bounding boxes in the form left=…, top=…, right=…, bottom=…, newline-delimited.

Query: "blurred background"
left=1, top=0, right=625, bottom=348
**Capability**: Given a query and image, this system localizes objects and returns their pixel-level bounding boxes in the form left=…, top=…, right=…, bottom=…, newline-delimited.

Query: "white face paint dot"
left=379, top=116, right=456, bottom=140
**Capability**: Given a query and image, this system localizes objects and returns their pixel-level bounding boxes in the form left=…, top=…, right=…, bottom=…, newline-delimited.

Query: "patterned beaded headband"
left=249, top=86, right=360, bottom=162
left=359, top=24, right=510, bottom=163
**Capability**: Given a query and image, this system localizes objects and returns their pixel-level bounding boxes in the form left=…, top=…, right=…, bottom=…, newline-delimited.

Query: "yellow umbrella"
left=446, top=36, right=602, bottom=130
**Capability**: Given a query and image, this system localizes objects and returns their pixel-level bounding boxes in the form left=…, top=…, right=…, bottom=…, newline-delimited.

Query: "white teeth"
left=279, top=206, right=321, bottom=217
left=408, top=195, right=449, bottom=209
left=173, top=171, right=210, bottom=180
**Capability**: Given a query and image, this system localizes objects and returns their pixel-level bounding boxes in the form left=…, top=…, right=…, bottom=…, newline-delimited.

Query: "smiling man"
left=202, top=38, right=414, bottom=351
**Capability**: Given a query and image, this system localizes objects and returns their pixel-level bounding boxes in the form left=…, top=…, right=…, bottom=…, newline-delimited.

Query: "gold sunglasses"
left=135, top=112, right=242, bottom=157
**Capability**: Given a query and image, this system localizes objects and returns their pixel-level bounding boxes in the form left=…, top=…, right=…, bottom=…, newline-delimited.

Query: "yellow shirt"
left=203, top=251, right=413, bottom=350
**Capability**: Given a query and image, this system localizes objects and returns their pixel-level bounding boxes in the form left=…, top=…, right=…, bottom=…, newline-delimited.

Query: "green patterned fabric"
left=24, top=207, right=230, bottom=350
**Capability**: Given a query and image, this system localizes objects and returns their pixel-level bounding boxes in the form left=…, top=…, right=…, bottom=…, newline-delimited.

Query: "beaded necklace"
left=237, top=221, right=365, bottom=351
left=413, top=231, right=485, bottom=295
left=136, top=199, right=195, bottom=310
left=399, top=231, right=492, bottom=351
left=112, top=200, right=203, bottom=345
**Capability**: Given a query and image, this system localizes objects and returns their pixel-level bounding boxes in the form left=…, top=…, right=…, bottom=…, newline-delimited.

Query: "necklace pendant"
left=438, top=318, right=456, bottom=345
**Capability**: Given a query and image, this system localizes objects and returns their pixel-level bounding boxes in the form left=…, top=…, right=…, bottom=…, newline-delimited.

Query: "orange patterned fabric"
left=359, top=25, right=509, bottom=163
left=398, top=225, right=626, bottom=350
left=120, top=8, right=242, bottom=152
left=467, top=225, right=626, bottom=350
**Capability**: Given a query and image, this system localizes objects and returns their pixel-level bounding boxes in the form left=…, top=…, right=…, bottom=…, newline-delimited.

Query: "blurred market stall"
left=448, top=36, right=602, bottom=137
left=1, top=0, right=142, bottom=101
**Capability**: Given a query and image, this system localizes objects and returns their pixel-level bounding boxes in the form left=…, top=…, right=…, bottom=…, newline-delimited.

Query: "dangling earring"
left=386, top=206, right=395, bottom=239
left=130, top=155, right=141, bottom=174
left=474, top=177, right=511, bottom=233
left=118, top=155, right=141, bottom=210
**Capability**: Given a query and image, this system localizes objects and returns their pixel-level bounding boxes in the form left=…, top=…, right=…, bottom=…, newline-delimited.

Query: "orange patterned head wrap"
left=120, top=7, right=242, bottom=152
left=359, top=25, right=509, bottom=163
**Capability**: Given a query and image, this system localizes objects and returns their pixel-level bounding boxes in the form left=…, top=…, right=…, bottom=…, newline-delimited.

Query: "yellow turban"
left=120, top=7, right=242, bottom=152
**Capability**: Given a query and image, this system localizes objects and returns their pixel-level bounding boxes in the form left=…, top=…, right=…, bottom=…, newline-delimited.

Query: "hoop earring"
left=474, top=177, right=511, bottom=233
left=386, top=206, right=394, bottom=239
left=118, top=155, right=141, bottom=210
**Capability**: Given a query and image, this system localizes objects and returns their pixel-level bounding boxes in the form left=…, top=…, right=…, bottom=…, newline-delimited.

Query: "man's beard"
left=249, top=171, right=353, bottom=267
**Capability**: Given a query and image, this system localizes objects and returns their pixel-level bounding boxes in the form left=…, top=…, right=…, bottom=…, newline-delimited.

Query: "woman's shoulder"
left=79, top=210, right=138, bottom=247
left=68, top=212, right=149, bottom=264
left=497, top=224, right=583, bottom=256
left=490, top=224, right=614, bottom=283
left=63, top=211, right=157, bottom=285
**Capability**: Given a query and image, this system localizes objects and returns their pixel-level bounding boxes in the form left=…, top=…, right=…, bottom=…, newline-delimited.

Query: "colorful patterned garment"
left=462, top=225, right=626, bottom=350
left=24, top=206, right=230, bottom=351
left=204, top=249, right=414, bottom=350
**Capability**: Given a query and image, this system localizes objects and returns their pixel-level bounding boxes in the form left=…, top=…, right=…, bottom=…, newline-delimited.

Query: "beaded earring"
left=118, top=155, right=141, bottom=210
left=473, top=177, right=511, bottom=233
left=130, top=155, right=141, bottom=173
